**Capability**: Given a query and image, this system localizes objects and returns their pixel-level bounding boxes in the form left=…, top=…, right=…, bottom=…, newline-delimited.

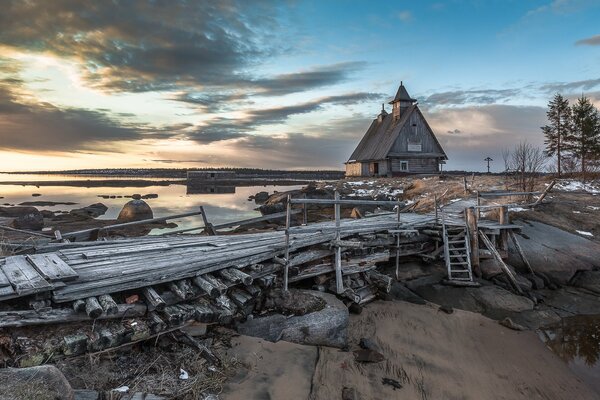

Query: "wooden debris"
left=98, top=294, right=119, bottom=314
left=84, top=297, right=103, bottom=318
left=142, top=287, right=166, bottom=311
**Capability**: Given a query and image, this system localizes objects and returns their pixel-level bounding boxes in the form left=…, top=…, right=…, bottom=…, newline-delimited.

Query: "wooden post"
left=508, top=230, right=535, bottom=275
left=200, top=206, right=216, bottom=236
left=434, top=195, right=438, bottom=224
left=465, top=207, right=480, bottom=275
left=532, top=180, right=556, bottom=208
left=334, top=190, right=343, bottom=294
left=463, top=176, right=468, bottom=194
left=284, top=194, right=292, bottom=291
left=498, top=205, right=509, bottom=253
left=479, top=231, right=523, bottom=294
left=476, top=191, right=481, bottom=219
left=303, top=193, right=308, bottom=225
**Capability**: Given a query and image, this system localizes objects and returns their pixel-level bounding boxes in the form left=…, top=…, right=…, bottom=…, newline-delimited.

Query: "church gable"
left=388, top=107, right=445, bottom=156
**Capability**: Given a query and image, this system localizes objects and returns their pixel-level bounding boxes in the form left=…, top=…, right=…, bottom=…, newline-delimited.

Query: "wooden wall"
left=391, top=157, right=439, bottom=174
left=389, top=110, right=443, bottom=155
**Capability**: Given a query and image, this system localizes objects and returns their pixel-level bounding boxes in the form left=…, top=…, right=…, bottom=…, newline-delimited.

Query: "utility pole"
left=484, top=157, right=493, bottom=173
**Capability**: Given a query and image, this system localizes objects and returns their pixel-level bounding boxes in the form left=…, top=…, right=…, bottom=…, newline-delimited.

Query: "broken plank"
left=2, top=255, right=52, bottom=295
left=26, top=253, right=78, bottom=282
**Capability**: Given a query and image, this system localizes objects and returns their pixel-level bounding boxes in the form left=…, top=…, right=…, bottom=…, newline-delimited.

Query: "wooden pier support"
left=465, top=207, right=480, bottom=275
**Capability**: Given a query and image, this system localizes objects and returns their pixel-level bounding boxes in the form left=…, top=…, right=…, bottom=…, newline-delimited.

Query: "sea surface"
left=0, top=173, right=301, bottom=235
left=538, top=315, right=600, bottom=394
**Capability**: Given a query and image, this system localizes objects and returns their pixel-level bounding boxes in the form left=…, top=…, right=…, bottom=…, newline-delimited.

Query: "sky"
left=0, top=0, right=599, bottom=172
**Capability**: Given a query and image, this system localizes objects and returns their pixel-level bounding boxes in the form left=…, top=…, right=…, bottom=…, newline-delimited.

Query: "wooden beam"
left=478, top=230, right=523, bottom=294
left=508, top=231, right=534, bottom=275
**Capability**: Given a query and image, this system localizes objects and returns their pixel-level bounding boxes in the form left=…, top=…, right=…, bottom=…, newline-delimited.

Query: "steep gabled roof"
left=348, top=105, right=416, bottom=161
left=347, top=105, right=448, bottom=162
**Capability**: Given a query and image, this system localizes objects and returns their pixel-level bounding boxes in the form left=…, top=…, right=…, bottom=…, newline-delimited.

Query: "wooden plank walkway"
left=0, top=209, right=520, bottom=304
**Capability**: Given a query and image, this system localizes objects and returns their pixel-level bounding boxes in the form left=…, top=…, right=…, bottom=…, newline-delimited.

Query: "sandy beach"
left=222, top=300, right=597, bottom=400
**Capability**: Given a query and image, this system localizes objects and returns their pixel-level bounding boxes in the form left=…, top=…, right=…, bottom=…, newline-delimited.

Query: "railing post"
left=434, top=195, right=438, bottom=224
left=465, top=207, right=480, bottom=276
left=284, top=195, right=292, bottom=291
left=200, top=206, right=216, bottom=236
left=334, top=190, right=343, bottom=294
left=303, top=193, right=308, bottom=225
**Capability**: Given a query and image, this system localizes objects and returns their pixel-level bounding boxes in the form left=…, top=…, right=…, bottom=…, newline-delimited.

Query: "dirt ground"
left=221, top=300, right=597, bottom=400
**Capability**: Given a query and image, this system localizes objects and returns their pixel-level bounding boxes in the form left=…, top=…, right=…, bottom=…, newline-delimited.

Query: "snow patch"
left=576, top=230, right=594, bottom=237
left=556, top=180, right=600, bottom=194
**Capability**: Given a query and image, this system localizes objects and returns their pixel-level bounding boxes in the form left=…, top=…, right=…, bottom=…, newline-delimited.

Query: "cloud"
left=397, top=11, right=413, bottom=22
left=425, top=104, right=547, bottom=170
left=0, top=1, right=286, bottom=93
left=541, top=78, right=600, bottom=93
left=575, top=34, right=600, bottom=46
left=188, top=92, right=384, bottom=144
left=526, top=0, right=592, bottom=17
left=423, top=88, right=521, bottom=107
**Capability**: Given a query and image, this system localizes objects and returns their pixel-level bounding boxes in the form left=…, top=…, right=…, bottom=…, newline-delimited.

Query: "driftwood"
left=365, top=271, right=392, bottom=293
left=98, top=294, right=118, bottom=314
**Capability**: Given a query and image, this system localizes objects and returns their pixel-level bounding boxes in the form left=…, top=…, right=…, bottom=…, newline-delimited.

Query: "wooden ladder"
left=442, top=215, right=473, bottom=282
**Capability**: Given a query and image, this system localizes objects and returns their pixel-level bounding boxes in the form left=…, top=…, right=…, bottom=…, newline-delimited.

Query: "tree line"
left=543, top=94, right=600, bottom=179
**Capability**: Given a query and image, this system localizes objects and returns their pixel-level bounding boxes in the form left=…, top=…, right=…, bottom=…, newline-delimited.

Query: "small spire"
left=381, top=103, right=385, bottom=112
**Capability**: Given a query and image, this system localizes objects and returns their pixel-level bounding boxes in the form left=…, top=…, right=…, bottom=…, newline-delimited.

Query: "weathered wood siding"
left=390, top=158, right=439, bottom=174
left=345, top=162, right=362, bottom=177
left=389, top=110, right=443, bottom=155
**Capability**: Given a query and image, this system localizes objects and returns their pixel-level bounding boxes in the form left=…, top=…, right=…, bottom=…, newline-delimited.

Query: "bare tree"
left=503, top=142, right=546, bottom=197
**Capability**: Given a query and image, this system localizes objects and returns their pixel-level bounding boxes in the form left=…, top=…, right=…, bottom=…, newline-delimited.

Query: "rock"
left=479, top=259, right=504, bottom=279
left=353, top=348, right=384, bottom=363
left=40, top=210, right=55, bottom=218
left=571, top=270, right=600, bottom=295
left=525, top=273, right=545, bottom=290
left=236, top=290, right=348, bottom=348
left=359, top=337, right=382, bottom=353
left=257, top=203, right=285, bottom=215
left=0, top=206, right=39, bottom=218
left=253, top=191, right=269, bottom=203
left=117, top=199, right=153, bottom=222
left=11, top=210, right=44, bottom=230
left=141, top=193, right=158, bottom=199
left=69, top=203, right=108, bottom=219
left=132, top=194, right=142, bottom=200
left=539, top=287, right=600, bottom=315
left=410, top=282, right=534, bottom=319
left=508, top=220, right=600, bottom=284
left=469, top=285, right=534, bottom=315
left=0, top=365, right=75, bottom=400
left=73, top=390, right=100, bottom=400
left=32, top=193, right=42, bottom=197
left=515, top=274, right=533, bottom=291
left=499, top=317, right=527, bottom=331
left=386, top=281, right=426, bottom=305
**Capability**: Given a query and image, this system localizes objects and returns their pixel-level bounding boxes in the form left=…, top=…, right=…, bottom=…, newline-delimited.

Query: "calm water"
left=0, top=173, right=301, bottom=234
left=538, top=315, right=600, bottom=394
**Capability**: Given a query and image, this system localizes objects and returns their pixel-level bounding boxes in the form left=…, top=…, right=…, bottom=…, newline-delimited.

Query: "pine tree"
left=570, top=95, right=600, bottom=180
left=542, top=93, right=572, bottom=177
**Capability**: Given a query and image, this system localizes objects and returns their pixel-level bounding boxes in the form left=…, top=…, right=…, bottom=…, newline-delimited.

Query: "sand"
left=222, top=300, right=598, bottom=400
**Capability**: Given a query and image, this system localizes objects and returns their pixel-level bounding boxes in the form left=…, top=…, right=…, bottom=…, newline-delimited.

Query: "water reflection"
left=538, top=315, right=600, bottom=393
left=186, top=185, right=236, bottom=194
left=0, top=174, right=301, bottom=234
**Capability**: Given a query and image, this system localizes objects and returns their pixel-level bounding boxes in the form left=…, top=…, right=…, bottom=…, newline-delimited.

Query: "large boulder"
left=236, top=290, right=349, bottom=348
left=571, top=270, right=600, bottom=295
left=11, top=210, right=44, bottom=230
left=117, top=199, right=153, bottom=222
left=0, top=206, right=39, bottom=218
left=509, top=220, right=600, bottom=284
left=69, top=203, right=108, bottom=219
left=0, top=365, right=74, bottom=400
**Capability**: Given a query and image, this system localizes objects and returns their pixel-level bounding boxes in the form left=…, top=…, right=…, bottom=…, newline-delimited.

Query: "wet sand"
left=222, top=300, right=598, bottom=399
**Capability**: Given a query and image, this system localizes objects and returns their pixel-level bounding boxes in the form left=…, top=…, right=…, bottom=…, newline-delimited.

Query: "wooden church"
left=345, top=82, right=447, bottom=177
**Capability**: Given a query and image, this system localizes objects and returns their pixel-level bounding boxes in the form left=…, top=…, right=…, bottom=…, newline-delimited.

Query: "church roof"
left=389, top=81, right=416, bottom=104
left=347, top=104, right=447, bottom=162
